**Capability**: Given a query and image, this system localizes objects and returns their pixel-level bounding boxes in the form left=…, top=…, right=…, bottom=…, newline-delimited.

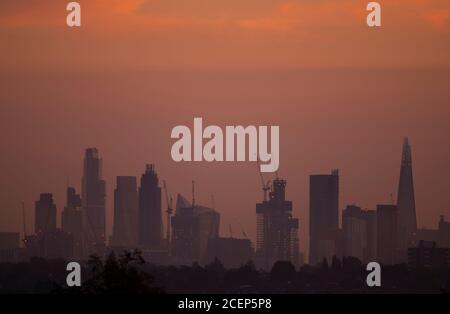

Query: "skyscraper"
left=67, top=187, right=81, bottom=208
left=112, top=176, right=138, bottom=248
left=396, top=138, right=417, bottom=261
left=377, top=204, right=398, bottom=265
left=62, top=187, right=82, bottom=259
left=35, top=193, right=57, bottom=233
left=256, top=178, right=299, bottom=270
left=138, top=164, right=162, bottom=249
left=309, top=170, right=339, bottom=265
left=81, top=148, right=106, bottom=257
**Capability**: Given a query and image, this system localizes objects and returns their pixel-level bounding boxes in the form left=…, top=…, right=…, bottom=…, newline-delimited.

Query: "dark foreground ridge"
left=0, top=250, right=449, bottom=294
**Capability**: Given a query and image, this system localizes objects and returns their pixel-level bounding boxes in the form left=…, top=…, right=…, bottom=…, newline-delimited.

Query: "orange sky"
left=1, top=1, right=450, bottom=257
left=1, top=0, right=449, bottom=69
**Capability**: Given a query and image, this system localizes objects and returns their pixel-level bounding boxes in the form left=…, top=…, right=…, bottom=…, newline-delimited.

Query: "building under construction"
left=171, top=194, right=220, bottom=265
left=256, top=178, right=299, bottom=270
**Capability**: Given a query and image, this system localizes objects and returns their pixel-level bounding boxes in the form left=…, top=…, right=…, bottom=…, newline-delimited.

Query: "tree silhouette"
left=81, top=250, right=163, bottom=294
left=270, top=261, right=296, bottom=283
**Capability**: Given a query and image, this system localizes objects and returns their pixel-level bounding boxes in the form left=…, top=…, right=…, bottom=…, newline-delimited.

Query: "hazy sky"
left=1, top=0, right=450, bottom=256
left=1, top=0, right=449, bottom=69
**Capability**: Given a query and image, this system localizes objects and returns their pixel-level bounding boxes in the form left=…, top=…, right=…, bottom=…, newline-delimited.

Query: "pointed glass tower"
left=396, top=138, right=417, bottom=261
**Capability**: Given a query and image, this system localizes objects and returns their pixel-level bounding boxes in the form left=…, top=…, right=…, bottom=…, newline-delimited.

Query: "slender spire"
left=402, top=137, right=412, bottom=165
left=396, top=137, right=417, bottom=261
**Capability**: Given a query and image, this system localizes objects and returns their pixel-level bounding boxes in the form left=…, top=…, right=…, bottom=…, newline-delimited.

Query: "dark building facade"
left=256, top=178, right=299, bottom=270
left=408, top=240, right=450, bottom=269
left=0, top=232, right=20, bottom=249
left=0, top=232, right=20, bottom=263
left=24, top=229, right=73, bottom=260
left=396, top=138, right=417, bottom=262
left=62, top=187, right=82, bottom=259
left=81, top=148, right=106, bottom=257
left=438, top=216, right=450, bottom=248
left=365, top=210, right=377, bottom=262
left=415, top=216, right=450, bottom=249
left=35, top=193, right=57, bottom=233
left=171, top=194, right=220, bottom=264
left=138, top=164, right=162, bottom=249
left=112, top=176, right=139, bottom=248
left=342, top=205, right=377, bottom=263
left=309, top=170, right=339, bottom=265
left=377, top=204, right=398, bottom=265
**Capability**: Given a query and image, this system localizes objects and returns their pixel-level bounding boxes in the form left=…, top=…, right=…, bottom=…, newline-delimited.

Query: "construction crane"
left=163, top=180, right=173, bottom=244
left=257, top=160, right=271, bottom=202
left=239, top=223, right=248, bottom=239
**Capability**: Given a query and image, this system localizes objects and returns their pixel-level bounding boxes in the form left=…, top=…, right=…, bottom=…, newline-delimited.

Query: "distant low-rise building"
left=408, top=240, right=450, bottom=269
left=24, top=229, right=73, bottom=260
left=414, top=216, right=450, bottom=249
left=0, top=232, right=21, bottom=263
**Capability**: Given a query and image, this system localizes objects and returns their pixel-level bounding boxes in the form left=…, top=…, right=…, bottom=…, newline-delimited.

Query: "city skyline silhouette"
left=2, top=134, right=449, bottom=267
left=2, top=68, right=450, bottom=256
left=0, top=1, right=450, bottom=297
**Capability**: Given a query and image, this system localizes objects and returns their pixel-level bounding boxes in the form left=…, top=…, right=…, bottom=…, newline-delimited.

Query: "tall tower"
left=35, top=193, right=57, bottom=233
left=396, top=138, right=417, bottom=261
left=138, top=164, right=162, bottom=249
left=112, top=176, right=138, bottom=248
left=62, top=187, right=82, bottom=259
left=256, top=178, right=299, bottom=270
left=81, top=148, right=106, bottom=257
left=309, top=170, right=339, bottom=265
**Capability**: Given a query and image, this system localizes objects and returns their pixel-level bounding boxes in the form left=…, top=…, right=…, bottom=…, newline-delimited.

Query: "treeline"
left=0, top=251, right=449, bottom=294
